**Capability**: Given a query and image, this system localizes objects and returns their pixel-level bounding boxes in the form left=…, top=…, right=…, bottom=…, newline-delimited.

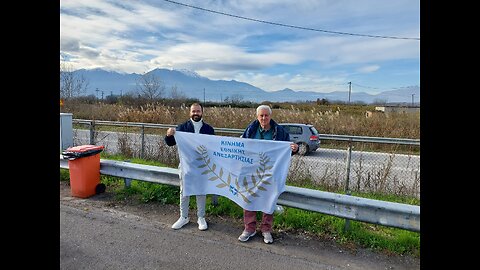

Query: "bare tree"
left=372, top=98, right=388, bottom=105
left=230, top=94, right=244, bottom=104
left=136, top=72, right=165, bottom=101
left=169, top=84, right=187, bottom=100
left=60, top=61, right=89, bottom=100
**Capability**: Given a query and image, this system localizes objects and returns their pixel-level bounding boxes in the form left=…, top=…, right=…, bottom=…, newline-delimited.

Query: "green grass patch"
left=114, top=180, right=180, bottom=204
left=273, top=207, right=419, bottom=256
left=343, top=220, right=420, bottom=256
left=60, top=168, right=70, bottom=181
left=205, top=195, right=244, bottom=219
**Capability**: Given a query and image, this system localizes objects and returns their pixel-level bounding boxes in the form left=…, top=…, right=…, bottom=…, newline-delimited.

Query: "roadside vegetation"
left=60, top=97, right=420, bottom=257
left=61, top=97, right=420, bottom=140
left=63, top=97, right=419, bottom=157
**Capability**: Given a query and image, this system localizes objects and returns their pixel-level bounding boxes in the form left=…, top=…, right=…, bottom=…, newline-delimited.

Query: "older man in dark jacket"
left=238, top=105, right=298, bottom=244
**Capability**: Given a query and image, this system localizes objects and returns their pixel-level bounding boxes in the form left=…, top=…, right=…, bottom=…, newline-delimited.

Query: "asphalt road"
left=60, top=182, right=420, bottom=270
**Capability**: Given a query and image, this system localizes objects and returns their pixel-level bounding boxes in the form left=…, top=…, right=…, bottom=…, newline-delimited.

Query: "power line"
left=351, top=82, right=381, bottom=90
left=162, top=0, right=419, bottom=41
left=351, top=82, right=419, bottom=91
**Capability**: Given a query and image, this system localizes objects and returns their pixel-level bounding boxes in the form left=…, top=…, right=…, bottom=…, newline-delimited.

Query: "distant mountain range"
left=72, top=68, right=420, bottom=104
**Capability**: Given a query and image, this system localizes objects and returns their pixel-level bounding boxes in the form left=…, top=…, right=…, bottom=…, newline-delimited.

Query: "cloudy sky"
left=60, top=0, right=420, bottom=94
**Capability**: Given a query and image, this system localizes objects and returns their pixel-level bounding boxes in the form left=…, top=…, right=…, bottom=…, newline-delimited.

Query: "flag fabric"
left=174, top=131, right=292, bottom=214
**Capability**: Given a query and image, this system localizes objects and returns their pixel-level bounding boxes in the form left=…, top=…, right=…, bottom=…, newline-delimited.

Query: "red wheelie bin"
left=62, top=145, right=105, bottom=198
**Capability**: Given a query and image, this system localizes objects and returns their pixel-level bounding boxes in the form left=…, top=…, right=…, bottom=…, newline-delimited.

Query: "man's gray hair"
left=256, top=105, right=272, bottom=116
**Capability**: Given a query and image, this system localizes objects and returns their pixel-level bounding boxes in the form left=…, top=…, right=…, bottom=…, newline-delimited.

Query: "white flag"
left=174, top=131, right=292, bottom=214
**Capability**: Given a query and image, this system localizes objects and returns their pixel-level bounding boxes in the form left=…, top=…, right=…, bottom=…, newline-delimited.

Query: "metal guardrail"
left=60, top=156, right=420, bottom=232
left=74, top=119, right=178, bottom=130
left=316, top=134, right=420, bottom=145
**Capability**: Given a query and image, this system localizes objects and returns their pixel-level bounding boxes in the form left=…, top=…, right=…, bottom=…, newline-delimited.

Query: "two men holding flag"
left=169, top=104, right=298, bottom=244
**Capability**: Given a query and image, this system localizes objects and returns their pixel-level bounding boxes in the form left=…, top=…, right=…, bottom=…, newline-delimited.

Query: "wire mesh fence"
left=72, top=120, right=420, bottom=199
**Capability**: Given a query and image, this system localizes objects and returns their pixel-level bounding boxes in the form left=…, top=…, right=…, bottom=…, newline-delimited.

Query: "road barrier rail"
left=60, top=156, right=420, bottom=232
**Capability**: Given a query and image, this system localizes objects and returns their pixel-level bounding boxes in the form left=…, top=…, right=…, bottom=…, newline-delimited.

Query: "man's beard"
left=191, top=115, right=202, bottom=122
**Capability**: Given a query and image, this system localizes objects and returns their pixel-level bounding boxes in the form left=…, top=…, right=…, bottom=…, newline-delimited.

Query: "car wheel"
left=297, top=143, right=309, bottom=156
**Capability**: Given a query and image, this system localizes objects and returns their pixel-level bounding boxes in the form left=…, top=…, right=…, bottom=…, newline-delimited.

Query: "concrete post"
left=60, top=113, right=73, bottom=151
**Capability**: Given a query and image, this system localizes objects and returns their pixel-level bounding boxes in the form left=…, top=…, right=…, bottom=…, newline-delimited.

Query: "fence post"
left=89, top=121, right=95, bottom=145
left=211, top=195, right=218, bottom=206
left=140, top=125, right=145, bottom=159
left=343, top=140, right=353, bottom=232
left=123, top=160, right=132, bottom=188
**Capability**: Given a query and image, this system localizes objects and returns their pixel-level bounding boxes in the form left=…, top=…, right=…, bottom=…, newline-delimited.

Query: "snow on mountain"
left=173, top=68, right=203, bottom=79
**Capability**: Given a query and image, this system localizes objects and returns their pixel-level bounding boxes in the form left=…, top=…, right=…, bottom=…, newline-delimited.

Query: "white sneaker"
left=197, top=217, right=208, bottom=231
left=262, top=232, right=273, bottom=244
left=274, top=205, right=284, bottom=214
left=238, top=230, right=256, bottom=242
left=171, top=216, right=189, bottom=229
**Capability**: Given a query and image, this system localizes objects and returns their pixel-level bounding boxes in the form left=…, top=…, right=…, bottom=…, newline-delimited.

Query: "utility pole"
left=348, top=82, right=352, bottom=104
left=203, top=88, right=205, bottom=104
left=96, top=88, right=99, bottom=100
left=411, top=94, right=415, bottom=107
left=101, top=91, right=104, bottom=100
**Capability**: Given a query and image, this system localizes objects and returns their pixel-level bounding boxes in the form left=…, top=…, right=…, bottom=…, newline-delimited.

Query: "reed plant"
left=62, top=100, right=419, bottom=139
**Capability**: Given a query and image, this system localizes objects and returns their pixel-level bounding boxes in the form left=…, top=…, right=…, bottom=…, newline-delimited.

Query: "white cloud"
left=60, top=0, right=420, bottom=91
left=147, top=42, right=302, bottom=73
left=233, top=72, right=346, bottom=92
left=357, top=65, right=380, bottom=73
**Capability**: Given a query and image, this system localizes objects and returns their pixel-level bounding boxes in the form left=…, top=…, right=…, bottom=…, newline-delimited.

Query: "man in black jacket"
left=165, top=103, right=215, bottom=231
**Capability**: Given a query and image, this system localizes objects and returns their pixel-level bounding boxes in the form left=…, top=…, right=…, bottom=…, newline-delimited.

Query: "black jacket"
left=242, top=119, right=297, bottom=155
left=164, top=119, right=215, bottom=146
left=242, top=119, right=289, bottom=141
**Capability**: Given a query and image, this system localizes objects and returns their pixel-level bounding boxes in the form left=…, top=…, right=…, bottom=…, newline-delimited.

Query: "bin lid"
left=66, top=145, right=104, bottom=153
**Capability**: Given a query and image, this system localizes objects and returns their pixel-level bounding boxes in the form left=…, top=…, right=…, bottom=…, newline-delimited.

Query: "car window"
left=289, top=126, right=302, bottom=135
left=309, top=126, right=319, bottom=135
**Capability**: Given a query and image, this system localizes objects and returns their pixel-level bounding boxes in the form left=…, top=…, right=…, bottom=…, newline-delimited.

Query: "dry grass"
left=62, top=101, right=419, bottom=139
left=64, top=100, right=420, bottom=198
